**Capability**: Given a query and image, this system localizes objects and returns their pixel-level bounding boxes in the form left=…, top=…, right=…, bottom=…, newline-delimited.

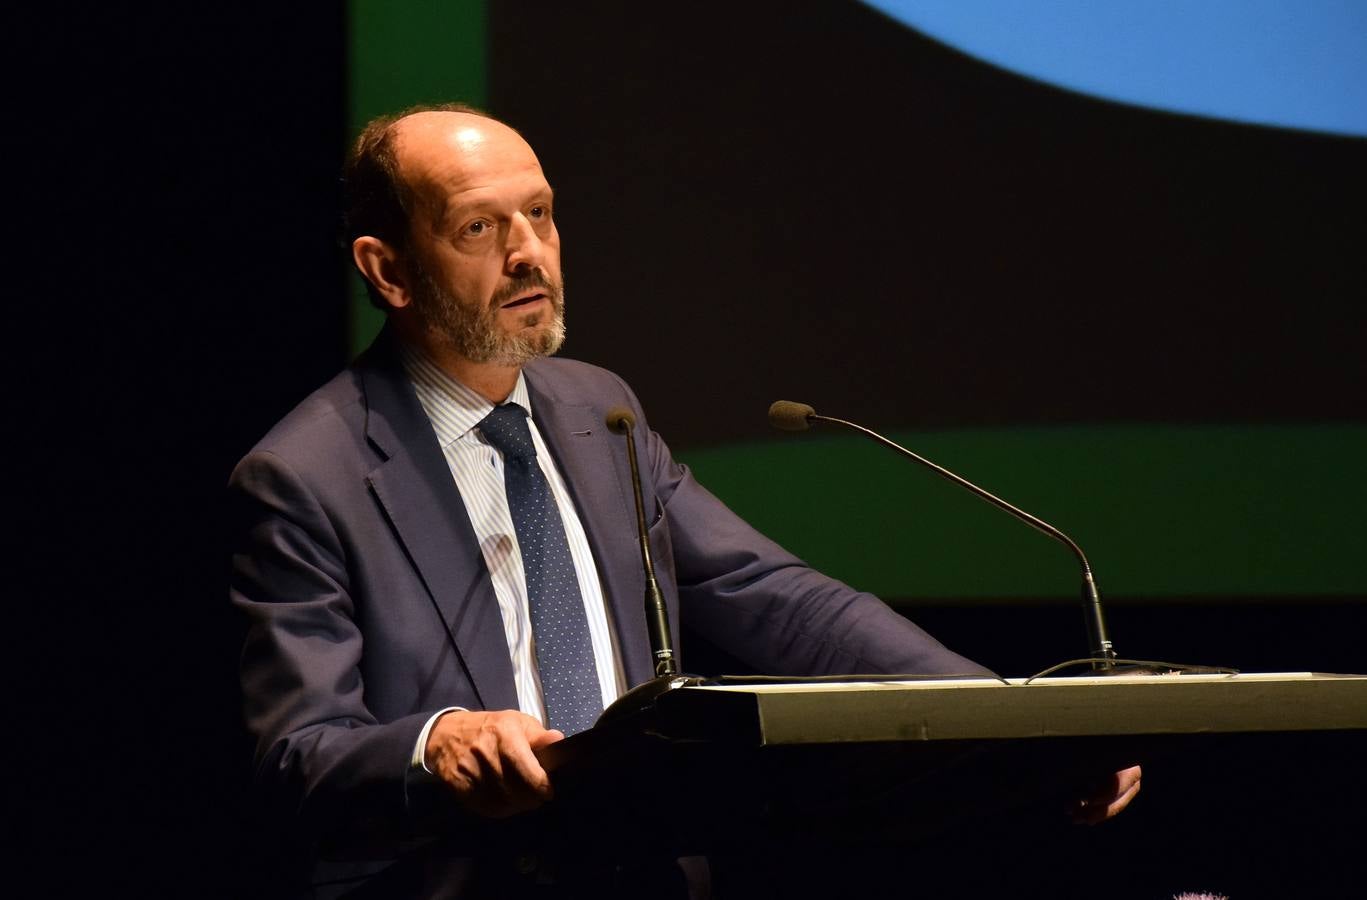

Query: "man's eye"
left=529, top=205, right=548, bottom=219
left=465, top=221, right=487, bottom=236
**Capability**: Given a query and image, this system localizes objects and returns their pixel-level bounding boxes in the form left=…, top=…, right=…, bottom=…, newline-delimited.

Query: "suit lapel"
left=525, top=365, right=656, bottom=689
left=358, top=336, right=519, bottom=713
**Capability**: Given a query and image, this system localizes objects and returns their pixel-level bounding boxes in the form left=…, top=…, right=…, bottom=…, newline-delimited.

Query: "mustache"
left=491, top=270, right=559, bottom=306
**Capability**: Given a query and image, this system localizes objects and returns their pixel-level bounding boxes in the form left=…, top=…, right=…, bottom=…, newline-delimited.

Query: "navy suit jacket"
left=229, top=331, right=987, bottom=888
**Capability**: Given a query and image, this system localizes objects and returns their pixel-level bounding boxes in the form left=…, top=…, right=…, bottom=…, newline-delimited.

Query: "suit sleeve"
left=613, top=382, right=993, bottom=679
left=229, top=449, right=445, bottom=851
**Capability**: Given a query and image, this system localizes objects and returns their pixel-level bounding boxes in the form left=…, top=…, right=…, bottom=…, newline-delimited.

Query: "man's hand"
left=1071, top=764, right=1142, bottom=825
left=424, top=710, right=565, bottom=818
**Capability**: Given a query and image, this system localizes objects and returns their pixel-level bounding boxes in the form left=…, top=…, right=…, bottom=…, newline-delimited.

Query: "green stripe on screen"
left=677, top=425, right=1367, bottom=601
left=346, top=0, right=488, bottom=357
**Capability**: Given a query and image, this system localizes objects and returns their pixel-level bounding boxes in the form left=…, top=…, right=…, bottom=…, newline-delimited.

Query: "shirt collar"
left=399, top=343, right=532, bottom=449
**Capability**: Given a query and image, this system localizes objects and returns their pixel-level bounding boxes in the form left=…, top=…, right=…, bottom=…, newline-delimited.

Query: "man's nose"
left=505, top=213, right=544, bottom=275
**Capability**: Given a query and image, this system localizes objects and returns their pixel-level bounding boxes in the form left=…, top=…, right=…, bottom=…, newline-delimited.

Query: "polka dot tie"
left=479, top=403, right=602, bottom=736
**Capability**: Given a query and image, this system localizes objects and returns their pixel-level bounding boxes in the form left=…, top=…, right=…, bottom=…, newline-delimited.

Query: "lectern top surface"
left=690, top=672, right=1361, bottom=694
left=663, top=673, right=1367, bottom=744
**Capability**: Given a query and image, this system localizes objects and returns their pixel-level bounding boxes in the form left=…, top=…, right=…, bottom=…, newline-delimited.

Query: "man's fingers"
left=503, top=733, right=555, bottom=800
left=1071, top=764, right=1142, bottom=825
left=426, top=710, right=562, bottom=817
left=1103, top=767, right=1143, bottom=818
left=502, top=716, right=560, bottom=793
left=527, top=727, right=565, bottom=750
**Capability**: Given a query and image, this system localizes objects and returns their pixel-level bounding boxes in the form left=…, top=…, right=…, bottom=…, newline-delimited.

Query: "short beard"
left=409, top=263, right=566, bottom=366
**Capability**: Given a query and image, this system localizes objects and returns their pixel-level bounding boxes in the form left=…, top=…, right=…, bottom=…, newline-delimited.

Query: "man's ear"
left=352, top=236, right=412, bottom=310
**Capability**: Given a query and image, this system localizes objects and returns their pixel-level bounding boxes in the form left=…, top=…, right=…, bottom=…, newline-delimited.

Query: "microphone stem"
left=620, top=423, right=679, bottom=677
left=812, top=414, right=1117, bottom=669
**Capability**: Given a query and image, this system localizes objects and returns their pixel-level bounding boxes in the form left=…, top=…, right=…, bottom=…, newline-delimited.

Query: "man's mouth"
left=501, top=292, right=546, bottom=310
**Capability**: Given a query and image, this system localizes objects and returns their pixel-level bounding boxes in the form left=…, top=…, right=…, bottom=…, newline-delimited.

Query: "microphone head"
left=605, top=406, right=636, bottom=434
left=768, top=400, right=816, bottom=431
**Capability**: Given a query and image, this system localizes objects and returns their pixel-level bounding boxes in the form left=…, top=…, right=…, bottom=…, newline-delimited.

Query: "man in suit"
left=230, top=104, right=1140, bottom=896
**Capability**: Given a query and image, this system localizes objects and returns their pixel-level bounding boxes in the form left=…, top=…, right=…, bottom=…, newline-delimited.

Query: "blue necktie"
left=478, top=403, right=602, bottom=735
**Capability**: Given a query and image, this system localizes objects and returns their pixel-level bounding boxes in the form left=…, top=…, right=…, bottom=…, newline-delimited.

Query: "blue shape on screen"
left=861, top=0, right=1367, bottom=137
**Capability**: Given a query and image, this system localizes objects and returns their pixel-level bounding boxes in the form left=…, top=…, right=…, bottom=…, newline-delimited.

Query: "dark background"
left=490, top=2, right=1365, bottom=444
left=19, top=3, right=1363, bottom=896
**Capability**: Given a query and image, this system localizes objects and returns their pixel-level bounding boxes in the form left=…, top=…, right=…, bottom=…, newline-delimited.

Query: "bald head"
left=343, top=103, right=537, bottom=308
left=389, top=111, right=546, bottom=244
left=392, top=109, right=531, bottom=165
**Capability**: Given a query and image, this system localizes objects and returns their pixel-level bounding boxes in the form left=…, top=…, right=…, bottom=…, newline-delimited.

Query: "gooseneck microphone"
left=604, top=405, right=679, bottom=679
left=768, top=400, right=1118, bottom=670
left=595, top=406, right=700, bottom=728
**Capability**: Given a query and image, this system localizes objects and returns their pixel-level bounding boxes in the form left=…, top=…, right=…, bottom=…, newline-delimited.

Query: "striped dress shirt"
left=401, top=347, right=626, bottom=734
